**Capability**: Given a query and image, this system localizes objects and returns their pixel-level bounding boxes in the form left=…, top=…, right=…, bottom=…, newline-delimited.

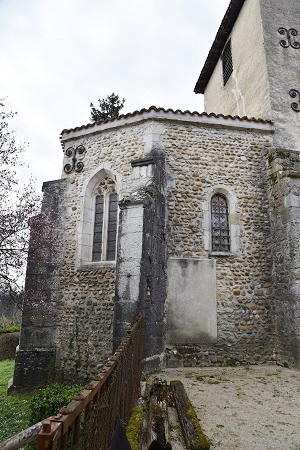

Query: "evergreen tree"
left=90, top=93, right=125, bottom=122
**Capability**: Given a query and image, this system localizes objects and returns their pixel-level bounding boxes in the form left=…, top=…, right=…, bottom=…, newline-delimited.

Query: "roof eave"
left=60, top=106, right=274, bottom=147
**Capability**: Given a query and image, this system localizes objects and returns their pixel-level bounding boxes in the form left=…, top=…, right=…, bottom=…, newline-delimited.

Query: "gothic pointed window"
left=92, top=176, right=119, bottom=261
left=211, top=194, right=230, bottom=252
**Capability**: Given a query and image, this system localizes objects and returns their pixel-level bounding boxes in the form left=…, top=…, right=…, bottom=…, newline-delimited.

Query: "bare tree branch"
left=0, top=100, right=41, bottom=295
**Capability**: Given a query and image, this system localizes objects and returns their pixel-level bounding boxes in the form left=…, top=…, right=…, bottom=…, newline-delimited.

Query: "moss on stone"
left=186, top=405, right=210, bottom=450
left=126, top=405, right=143, bottom=450
left=171, top=380, right=210, bottom=450
left=151, top=403, right=164, bottom=416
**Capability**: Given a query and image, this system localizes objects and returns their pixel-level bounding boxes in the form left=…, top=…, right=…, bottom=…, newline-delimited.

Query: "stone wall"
left=163, top=120, right=276, bottom=367
left=13, top=110, right=280, bottom=389
left=135, top=153, right=167, bottom=370
left=56, top=267, right=116, bottom=383
left=268, top=148, right=300, bottom=368
left=13, top=119, right=161, bottom=387
left=11, top=179, right=66, bottom=391
left=114, top=153, right=167, bottom=371
left=53, top=115, right=277, bottom=375
left=55, top=122, right=149, bottom=383
left=260, top=0, right=300, bottom=151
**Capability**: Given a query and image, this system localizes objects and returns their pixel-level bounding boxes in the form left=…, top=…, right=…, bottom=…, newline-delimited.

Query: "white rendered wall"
left=166, top=258, right=217, bottom=344
left=204, top=0, right=271, bottom=119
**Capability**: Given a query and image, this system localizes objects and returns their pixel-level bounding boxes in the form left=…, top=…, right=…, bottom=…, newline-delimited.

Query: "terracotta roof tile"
left=60, top=105, right=272, bottom=137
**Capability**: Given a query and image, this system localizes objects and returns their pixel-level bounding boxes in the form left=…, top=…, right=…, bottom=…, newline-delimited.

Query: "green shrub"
left=29, top=383, right=82, bottom=424
left=0, top=325, right=20, bottom=334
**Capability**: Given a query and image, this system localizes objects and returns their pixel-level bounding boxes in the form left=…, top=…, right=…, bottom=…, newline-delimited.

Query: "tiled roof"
left=60, top=105, right=272, bottom=137
left=194, top=0, right=245, bottom=94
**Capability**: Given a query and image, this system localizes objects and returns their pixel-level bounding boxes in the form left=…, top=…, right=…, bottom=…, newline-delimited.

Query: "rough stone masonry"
left=10, top=0, right=300, bottom=390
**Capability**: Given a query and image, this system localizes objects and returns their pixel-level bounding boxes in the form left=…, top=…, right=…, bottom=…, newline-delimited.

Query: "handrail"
left=0, top=422, right=43, bottom=450
left=0, top=315, right=144, bottom=450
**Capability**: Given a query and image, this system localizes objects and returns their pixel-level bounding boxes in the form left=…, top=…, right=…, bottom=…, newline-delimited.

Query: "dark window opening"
left=211, top=194, right=230, bottom=252
left=222, top=40, right=233, bottom=86
left=106, top=192, right=118, bottom=261
left=92, top=191, right=119, bottom=262
left=92, top=195, right=104, bottom=261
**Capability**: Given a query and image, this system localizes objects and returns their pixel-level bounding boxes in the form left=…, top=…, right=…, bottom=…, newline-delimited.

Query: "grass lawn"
left=0, top=360, right=33, bottom=442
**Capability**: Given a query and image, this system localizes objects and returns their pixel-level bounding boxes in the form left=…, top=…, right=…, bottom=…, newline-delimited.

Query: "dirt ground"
left=155, top=365, right=300, bottom=450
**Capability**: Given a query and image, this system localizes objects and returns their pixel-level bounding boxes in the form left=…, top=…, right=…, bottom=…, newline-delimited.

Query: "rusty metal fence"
left=0, top=315, right=144, bottom=450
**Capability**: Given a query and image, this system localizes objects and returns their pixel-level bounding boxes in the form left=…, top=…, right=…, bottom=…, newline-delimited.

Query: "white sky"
left=0, top=0, right=229, bottom=191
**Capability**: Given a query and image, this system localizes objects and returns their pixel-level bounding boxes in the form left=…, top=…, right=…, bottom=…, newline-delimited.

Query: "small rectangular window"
left=222, top=40, right=233, bottom=86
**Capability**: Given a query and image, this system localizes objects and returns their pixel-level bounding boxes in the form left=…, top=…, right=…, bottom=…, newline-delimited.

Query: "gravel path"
left=155, top=365, right=300, bottom=449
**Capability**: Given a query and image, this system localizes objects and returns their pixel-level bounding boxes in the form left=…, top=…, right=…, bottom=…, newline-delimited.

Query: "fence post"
left=37, top=421, right=53, bottom=450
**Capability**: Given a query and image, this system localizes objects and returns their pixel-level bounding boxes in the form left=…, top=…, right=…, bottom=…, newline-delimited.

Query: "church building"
left=11, top=0, right=300, bottom=390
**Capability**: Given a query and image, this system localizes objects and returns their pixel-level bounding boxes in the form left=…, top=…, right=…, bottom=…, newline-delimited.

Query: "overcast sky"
left=1, top=0, right=229, bottom=191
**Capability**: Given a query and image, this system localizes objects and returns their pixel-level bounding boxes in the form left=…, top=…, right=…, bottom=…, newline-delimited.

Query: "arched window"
left=211, top=194, right=230, bottom=252
left=92, top=176, right=119, bottom=261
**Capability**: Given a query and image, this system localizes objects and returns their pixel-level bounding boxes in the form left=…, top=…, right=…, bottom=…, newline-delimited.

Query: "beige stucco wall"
left=204, top=0, right=271, bottom=119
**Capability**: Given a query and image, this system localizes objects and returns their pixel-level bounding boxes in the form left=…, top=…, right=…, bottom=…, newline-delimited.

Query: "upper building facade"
left=11, top=0, right=300, bottom=391
left=195, top=0, right=300, bottom=150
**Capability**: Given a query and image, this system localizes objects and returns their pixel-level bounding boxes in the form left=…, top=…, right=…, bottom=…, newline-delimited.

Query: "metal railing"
left=0, top=315, right=144, bottom=450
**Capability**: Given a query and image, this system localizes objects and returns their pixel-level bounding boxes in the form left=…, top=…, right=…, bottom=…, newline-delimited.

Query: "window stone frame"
left=77, top=165, right=121, bottom=268
left=203, top=185, right=240, bottom=256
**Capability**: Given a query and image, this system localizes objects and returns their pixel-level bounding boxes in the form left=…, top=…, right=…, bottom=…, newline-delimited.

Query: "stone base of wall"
left=166, top=342, right=276, bottom=368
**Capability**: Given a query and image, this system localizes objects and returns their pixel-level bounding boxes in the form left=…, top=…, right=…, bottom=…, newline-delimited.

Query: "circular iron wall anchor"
left=65, top=147, right=74, bottom=158
left=75, top=160, right=84, bottom=172
left=76, top=144, right=85, bottom=154
left=64, top=145, right=86, bottom=174
left=289, top=89, right=300, bottom=112
left=64, top=162, right=73, bottom=174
